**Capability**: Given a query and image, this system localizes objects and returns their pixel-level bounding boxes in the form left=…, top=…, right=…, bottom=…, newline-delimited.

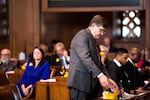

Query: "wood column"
left=145, top=0, right=150, bottom=48
left=9, top=0, right=40, bottom=57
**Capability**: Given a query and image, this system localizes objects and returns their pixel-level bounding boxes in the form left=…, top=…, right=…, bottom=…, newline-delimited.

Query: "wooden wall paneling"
left=41, top=12, right=113, bottom=49
left=41, top=12, right=144, bottom=50
left=7, top=0, right=148, bottom=58
left=145, top=0, right=150, bottom=48
left=0, top=40, right=9, bottom=50
left=41, top=0, right=146, bottom=50
left=9, top=0, right=40, bottom=57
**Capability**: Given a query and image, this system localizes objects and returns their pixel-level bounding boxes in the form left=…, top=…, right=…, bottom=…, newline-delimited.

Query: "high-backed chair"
left=0, top=88, right=15, bottom=100
left=0, top=70, right=9, bottom=86
left=0, top=70, right=22, bottom=100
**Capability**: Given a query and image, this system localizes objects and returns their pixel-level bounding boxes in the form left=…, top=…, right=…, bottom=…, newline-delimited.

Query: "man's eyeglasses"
left=99, top=28, right=106, bottom=34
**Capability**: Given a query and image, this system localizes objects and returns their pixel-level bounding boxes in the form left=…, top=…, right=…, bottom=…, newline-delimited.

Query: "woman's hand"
left=22, top=87, right=29, bottom=96
left=21, top=84, right=33, bottom=96
left=26, top=84, right=32, bottom=90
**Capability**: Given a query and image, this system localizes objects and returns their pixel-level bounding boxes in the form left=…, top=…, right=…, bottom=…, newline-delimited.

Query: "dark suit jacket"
left=107, top=62, right=124, bottom=84
left=50, top=54, right=62, bottom=66
left=68, top=29, right=109, bottom=94
left=107, top=61, right=131, bottom=93
left=0, top=60, right=18, bottom=71
left=124, top=61, right=144, bottom=88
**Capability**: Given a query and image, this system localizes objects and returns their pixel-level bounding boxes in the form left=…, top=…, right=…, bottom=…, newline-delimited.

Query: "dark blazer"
left=68, top=29, right=109, bottom=94
left=107, top=62, right=123, bottom=84
left=0, top=60, right=18, bottom=71
left=124, top=61, right=144, bottom=88
left=50, top=54, right=62, bottom=66
left=107, top=61, right=131, bottom=93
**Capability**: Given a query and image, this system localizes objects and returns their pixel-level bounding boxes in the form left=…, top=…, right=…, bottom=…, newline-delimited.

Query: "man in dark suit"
left=50, top=42, right=70, bottom=76
left=0, top=49, right=18, bottom=71
left=107, top=48, right=130, bottom=93
left=68, top=15, right=118, bottom=100
left=124, top=47, right=144, bottom=91
left=50, top=42, right=70, bottom=67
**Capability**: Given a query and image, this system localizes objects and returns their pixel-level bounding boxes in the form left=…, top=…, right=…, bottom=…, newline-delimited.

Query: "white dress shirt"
left=113, top=59, right=122, bottom=67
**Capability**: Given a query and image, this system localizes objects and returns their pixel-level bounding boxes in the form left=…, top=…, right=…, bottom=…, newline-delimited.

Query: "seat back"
left=7, top=69, right=24, bottom=84
left=0, top=70, right=9, bottom=86
left=0, top=87, right=16, bottom=100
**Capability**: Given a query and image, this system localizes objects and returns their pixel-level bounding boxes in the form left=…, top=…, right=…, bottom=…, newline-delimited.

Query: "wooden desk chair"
left=6, top=69, right=34, bottom=100
left=7, top=69, right=24, bottom=84
left=0, top=70, right=9, bottom=86
left=0, top=84, right=22, bottom=100
left=0, top=87, right=16, bottom=100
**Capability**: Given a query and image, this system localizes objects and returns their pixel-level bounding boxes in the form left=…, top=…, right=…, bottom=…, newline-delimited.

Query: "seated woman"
left=17, top=47, right=50, bottom=98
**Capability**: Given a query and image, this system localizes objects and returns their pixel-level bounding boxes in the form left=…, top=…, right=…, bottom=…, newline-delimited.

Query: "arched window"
left=122, top=10, right=141, bottom=39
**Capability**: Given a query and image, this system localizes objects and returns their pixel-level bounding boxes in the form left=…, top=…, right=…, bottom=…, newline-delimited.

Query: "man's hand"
left=99, top=75, right=118, bottom=91
left=108, top=78, right=118, bottom=91
left=99, top=74, right=109, bottom=90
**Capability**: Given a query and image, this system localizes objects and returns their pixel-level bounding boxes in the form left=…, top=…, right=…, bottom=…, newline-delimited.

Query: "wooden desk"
left=135, top=90, right=150, bottom=100
left=98, top=90, right=150, bottom=100
left=36, top=77, right=70, bottom=100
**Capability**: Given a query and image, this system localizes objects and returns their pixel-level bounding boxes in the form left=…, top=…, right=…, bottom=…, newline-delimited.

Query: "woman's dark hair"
left=29, top=47, right=45, bottom=67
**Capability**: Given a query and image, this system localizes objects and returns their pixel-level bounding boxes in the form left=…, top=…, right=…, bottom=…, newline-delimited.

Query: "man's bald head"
left=1, top=49, right=11, bottom=55
left=103, top=37, right=111, bottom=46
left=130, top=48, right=140, bottom=53
left=0, top=48, right=11, bottom=63
left=129, top=47, right=141, bottom=62
left=54, top=42, right=66, bottom=56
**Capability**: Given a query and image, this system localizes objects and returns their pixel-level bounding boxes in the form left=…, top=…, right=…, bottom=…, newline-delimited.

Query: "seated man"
left=125, top=47, right=144, bottom=90
left=0, top=48, right=18, bottom=71
left=50, top=42, right=70, bottom=76
left=107, top=48, right=130, bottom=93
left=50, top=42, right=70, bottom=67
